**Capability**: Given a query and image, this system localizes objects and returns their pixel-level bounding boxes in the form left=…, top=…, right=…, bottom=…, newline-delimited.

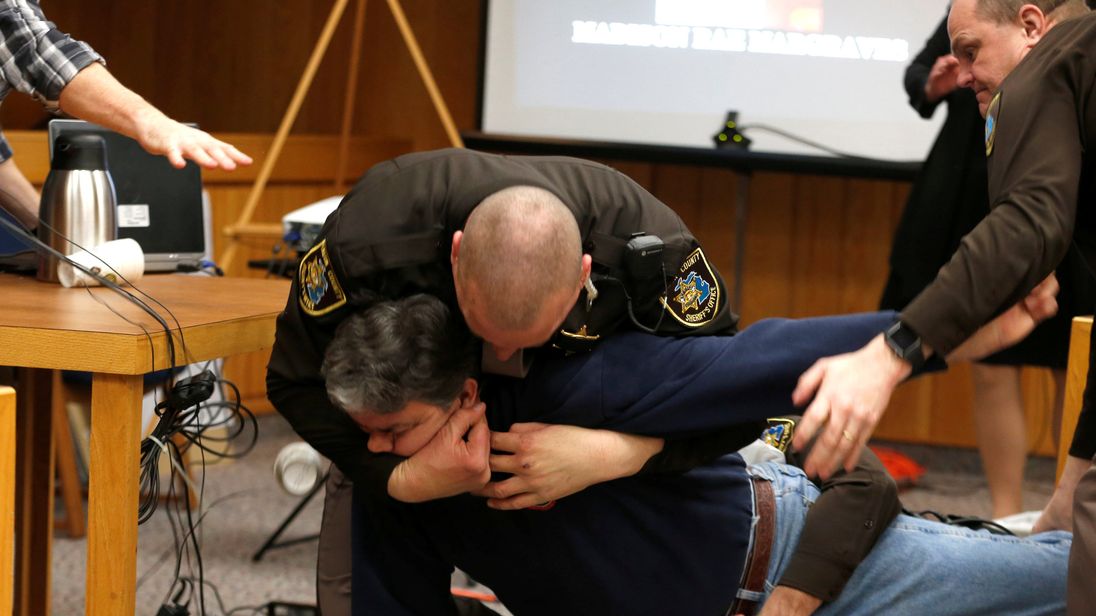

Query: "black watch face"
left=890, top=325, right=918, bottom=350
left=887, top=322, right=922, bottom=363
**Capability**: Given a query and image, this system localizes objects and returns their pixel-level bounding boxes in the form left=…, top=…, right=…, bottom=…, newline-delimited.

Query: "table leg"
left=13, top=368, right=53, bottom=616
left=86, top=373, right=142, bottom=616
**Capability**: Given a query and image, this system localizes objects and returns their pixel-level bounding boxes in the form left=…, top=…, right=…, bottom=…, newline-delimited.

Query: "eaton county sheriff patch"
left=298, top=240, right=347, bottom=316
left=661, top=247, right=721, bottom=327
left=985, top=91, right=1001, bottom=157
left=762, top=417, right=797, bottom=452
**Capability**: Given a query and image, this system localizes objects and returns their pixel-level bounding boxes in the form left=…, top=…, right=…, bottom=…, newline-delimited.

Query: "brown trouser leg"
left=317, top=466, right=354, bottom=616
left=1069, top=456, right=1096, bottom=615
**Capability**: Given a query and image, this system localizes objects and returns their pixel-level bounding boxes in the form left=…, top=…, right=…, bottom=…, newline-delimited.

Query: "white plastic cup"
left=57, top=238, right=145, bottom=288
left=274, top=442, right=325, bottom=496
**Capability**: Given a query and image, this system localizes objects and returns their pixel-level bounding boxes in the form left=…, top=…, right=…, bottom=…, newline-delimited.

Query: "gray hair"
left=322, top=295, right=478, bottom=415
left=456, top=185, right=583, bottom=331
left=975, top=0, right=1088, bottom=24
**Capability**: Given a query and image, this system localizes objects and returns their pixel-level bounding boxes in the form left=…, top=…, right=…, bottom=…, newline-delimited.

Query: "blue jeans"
left=747, top=461, right=1072, bottom=615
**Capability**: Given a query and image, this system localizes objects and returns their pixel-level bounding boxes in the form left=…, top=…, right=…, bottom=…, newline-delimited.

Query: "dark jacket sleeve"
left=778, top=432, right=900, bottom=601
left=640, top=423, right=766, bottom=474
left=513, top=312, right=900, bottom=437
left=905, top=16, right=951, bottom=119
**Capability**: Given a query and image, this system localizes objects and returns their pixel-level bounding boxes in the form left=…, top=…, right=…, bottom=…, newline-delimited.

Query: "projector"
left=281, top=195, right=343, bottom=253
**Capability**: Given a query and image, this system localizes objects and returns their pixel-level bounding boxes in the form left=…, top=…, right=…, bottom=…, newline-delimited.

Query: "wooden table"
left=3, top=272, right=289, bottom=616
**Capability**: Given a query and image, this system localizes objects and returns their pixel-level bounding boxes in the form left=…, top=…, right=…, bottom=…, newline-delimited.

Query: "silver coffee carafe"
left=37, top=133, right=117, bottom=283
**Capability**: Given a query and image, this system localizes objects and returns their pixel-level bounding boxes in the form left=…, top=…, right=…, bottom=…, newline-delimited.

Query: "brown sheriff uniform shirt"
left=902, top=12, right=1096, bottom=457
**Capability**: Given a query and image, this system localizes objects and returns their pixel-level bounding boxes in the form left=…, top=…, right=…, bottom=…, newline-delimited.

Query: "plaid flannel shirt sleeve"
left=0, top=0, right=103, bottom=109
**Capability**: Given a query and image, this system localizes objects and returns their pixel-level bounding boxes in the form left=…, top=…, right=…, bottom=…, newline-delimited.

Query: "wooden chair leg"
left=51, top=371, right=86, bottom=538
left=1, top=386, right=16, bottom=616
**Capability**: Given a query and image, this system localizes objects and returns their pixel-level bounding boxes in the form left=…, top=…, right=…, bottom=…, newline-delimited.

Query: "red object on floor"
left=451, top=587, right=499, bottom=602
left=869, top=445, right=926, bottom=489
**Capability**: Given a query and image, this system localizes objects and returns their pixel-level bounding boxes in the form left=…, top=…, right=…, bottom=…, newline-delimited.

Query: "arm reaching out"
left=58, top=63, right=252, bottom=170
left=792, top=275, right=1058, bottom=479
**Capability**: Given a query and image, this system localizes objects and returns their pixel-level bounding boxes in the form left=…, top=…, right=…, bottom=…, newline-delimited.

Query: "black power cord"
left=904, top=507, right=1016, bottom=536
left=739, top=122, right=906, bottom=162
left=144, top=367, right=258, bottom=616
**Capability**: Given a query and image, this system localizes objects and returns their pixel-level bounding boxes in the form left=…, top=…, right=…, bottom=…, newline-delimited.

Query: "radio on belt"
left=625, top=232, right=664, bottom=278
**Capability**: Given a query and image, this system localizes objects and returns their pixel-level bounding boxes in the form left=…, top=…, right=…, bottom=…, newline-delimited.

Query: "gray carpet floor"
left=49, top=414, right=1059, bottom=615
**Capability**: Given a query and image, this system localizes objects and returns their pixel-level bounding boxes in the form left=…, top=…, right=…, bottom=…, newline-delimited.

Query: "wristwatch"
left=884, top=320, right=925, bottom=371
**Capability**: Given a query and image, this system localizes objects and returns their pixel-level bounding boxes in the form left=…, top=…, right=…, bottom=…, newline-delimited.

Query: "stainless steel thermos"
left=36, top=133, right=117, bottom=283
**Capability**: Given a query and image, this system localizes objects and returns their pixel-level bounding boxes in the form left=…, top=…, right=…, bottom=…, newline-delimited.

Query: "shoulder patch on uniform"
left=985, top=91, right=1001, bottom=157
left=298, top=240, right=347, bottom=316
left=661, top=247, right=721, bottom=327
left=762, top=417, right=797, bottom=452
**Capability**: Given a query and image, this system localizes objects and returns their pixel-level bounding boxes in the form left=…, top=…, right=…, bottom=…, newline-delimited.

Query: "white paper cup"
left=57, top=238, right=145, bottom=288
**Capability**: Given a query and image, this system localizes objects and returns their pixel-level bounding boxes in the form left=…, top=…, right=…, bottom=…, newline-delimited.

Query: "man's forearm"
left=57, top=63, right=161, bottom=140
left=56, top=63, right=250, bottom=170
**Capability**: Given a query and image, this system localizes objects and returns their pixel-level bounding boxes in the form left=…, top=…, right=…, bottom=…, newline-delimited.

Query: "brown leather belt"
left=728, top=476, right=775, bottom=616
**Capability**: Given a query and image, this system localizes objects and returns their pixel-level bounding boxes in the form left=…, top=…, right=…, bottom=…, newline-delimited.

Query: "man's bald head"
left=974, top=0, right=1087, bottom=25
left=452, top=186, right=587, bottom=357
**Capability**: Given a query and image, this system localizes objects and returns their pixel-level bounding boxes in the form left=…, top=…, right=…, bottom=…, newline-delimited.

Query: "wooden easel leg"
left=385, top=0, right=465, bottom=149
left=335, top=0, right=369, bottom=191
left=222, top=0, right=352, bottom=272
left=222, top=0, right=465, bottom=270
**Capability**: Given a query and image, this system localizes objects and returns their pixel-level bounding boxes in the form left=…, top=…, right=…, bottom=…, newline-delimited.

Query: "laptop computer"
left=47, top=119, right=207, bottom=272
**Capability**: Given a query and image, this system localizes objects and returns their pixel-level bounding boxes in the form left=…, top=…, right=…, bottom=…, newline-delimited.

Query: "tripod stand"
left=252, top=471, right=328, bottom=562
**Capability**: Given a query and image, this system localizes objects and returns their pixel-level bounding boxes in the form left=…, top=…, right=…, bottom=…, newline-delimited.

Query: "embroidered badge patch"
left=762, top=417, right=797, bottom=453
left=661, top=247, right=721, bottom=327
left=985, top=91, right=1001, bottom=157
left=298, top=240, right=347, bottom=316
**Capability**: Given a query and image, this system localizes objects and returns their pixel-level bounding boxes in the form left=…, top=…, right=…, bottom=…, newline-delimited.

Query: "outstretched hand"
left=473, top=423, right=663, bottom=510
left=387, top=402, right=491, bottom=503
left=790, top=335, right=911, bottom=479
left=135, top=111, right=253, bottom=170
